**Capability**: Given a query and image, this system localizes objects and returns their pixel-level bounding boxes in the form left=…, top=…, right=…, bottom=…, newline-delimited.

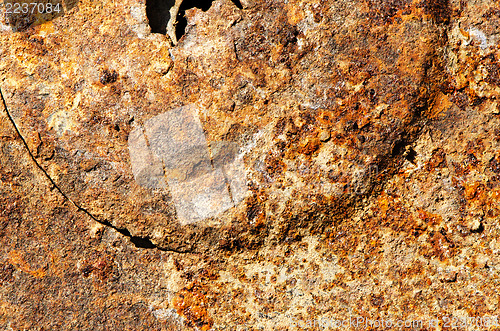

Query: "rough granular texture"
left=0, top=0, right=499, bottom=329
left=0, top=0, right=450, bottom=251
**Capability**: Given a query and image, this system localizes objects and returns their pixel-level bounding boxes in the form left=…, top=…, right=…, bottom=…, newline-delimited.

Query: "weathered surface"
left=1, top=0, right=500, bottom=329
left=1, top=0, right=450, bottom=252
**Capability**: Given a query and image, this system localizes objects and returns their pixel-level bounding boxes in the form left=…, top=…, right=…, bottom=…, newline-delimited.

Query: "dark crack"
left=0, top=86, right=188, bottom=253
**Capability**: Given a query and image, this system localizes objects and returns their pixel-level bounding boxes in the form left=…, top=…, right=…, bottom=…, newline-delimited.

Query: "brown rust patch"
left=8, top=250, right=46, bottom=278
left=425, top=148, right=447, bottom=171
left=172, top=283, right=214, bottom=331
left=297, top=137, right=321, bottom=155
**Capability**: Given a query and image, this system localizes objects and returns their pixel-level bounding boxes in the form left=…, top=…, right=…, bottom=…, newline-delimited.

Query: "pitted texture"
left=1, top=0, right=500, bottom=329
left=0, top=0, right=451, bottom=251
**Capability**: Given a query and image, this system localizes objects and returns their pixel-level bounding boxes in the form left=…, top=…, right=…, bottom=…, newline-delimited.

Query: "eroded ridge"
left=128, top=104, right=247, bottom=225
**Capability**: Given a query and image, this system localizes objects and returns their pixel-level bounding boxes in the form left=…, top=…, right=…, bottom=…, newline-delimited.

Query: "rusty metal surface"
left=0, top=0, right=499, bottom=329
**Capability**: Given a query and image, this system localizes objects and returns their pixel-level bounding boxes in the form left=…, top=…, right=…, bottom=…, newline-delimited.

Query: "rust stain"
left=8, top=250, right=46, bottom=278
left=172, top=283, right=214, bottom=331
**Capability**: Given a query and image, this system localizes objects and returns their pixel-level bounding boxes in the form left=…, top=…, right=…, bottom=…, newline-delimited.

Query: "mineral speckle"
left=1, top=0, right=500, bottom=329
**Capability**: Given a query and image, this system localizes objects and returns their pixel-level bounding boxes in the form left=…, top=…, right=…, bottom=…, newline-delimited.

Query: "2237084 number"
left=5, top=2, right=61, bottom=14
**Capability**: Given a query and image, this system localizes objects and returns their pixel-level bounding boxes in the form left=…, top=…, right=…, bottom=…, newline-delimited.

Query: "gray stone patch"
left=127, top=104, right=247, bottom=225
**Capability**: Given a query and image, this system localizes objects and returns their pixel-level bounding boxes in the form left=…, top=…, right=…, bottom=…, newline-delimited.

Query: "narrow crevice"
left=109, top=226, right=157, bottom=249
left=0, top=87, right=187, bottom=253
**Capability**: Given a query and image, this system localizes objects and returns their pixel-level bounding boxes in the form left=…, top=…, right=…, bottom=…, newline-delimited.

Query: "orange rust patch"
left=417, top=209, right=443, bottom=228
left=298, top=138, right=321, bottom=155
left=425, top=148, right=447, bottom=171
left=419, top=230, right=458, bottom=261
left=377, top=193, right=390, bottom=218
left=173, top=283, right=214, bottom=331
left=285, top=1, right=305, bottom=25
left=464, top=182, right=483, bottom=201
left=8, top=250, right=46, bottom=278
left=427, top=92, right=453, bottom=119
left=459, top=28, right=470, bottom=39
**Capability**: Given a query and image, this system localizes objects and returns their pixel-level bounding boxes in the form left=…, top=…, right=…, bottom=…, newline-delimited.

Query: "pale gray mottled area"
left=127, top=125, right=167, bottom=190
left=127, top=105, right=247, bottom=225
left=212, top=141, right=247, bottom=205
left=170, top=168, right=234, bottom=222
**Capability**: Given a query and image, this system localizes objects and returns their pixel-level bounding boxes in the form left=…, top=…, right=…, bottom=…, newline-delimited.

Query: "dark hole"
left=405, top=146, right=417, bottom=163
left=99, top=69, right=118, bottom=85
left=146, top=0, right=176, bottom=34
left=146, top=0, right=242, bottom=40
left=176, top=0, right=215, bottom=42
left=231, top=0, right=243, bottom=9
left=344, top=120, right=358, bottom=132
left=175, top=0, right=242, bottom=42
left=81, top=265, right=93, bottom=277
left=471, top=222, right=484, bottom=234
left=391, top=139, right=406, bottom=157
